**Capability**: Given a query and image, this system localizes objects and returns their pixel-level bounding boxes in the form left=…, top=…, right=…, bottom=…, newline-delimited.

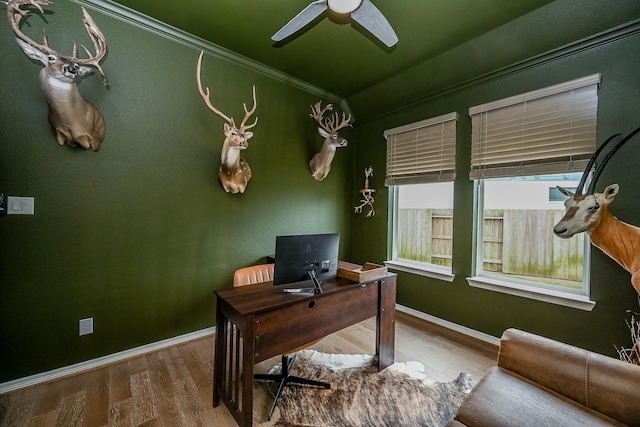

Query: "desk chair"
left=233, top=264, right=330, bottom=420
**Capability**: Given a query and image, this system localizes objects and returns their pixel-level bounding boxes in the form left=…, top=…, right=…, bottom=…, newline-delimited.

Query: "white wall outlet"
left=79, top=318, right=94, bottom=336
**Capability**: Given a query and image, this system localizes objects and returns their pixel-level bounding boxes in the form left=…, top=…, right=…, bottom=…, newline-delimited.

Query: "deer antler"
left=239, top=85, right=258, bottom=131
left=196, top=51, right=258, bottom=130
left=7, top=0, right=109, bottom=86
left=75, top=7, right=109, bottom=86
left=310, top=101, right=334, bottom=130
left=309, top=101, right=352, bottom=134
left=196, top=51, right=235, bottom=126
left=7, top=0, right=56, bottom=55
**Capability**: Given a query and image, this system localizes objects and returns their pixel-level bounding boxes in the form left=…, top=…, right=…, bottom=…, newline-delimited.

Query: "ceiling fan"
left=272, top=0, right=398, bottom=48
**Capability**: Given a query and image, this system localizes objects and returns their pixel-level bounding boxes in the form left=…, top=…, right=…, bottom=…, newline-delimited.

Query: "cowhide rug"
left=264, top=350, right=472, bottom=427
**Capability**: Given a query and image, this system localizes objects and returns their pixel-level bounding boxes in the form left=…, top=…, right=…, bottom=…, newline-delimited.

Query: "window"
left=468, top=75, right=600, bottom=310
left=384, top=112, right=457, bottom=281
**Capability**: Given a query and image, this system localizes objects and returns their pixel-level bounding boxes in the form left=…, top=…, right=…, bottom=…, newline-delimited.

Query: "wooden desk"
left=213, top=271, right=396, bottom=427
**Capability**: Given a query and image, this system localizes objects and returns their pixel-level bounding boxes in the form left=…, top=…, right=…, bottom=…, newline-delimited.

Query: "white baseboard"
left=396, top=304, right=501, bottom=347
left=2, top=308, right=498, bottom=394
left=0, top=327, right=216, bottom=395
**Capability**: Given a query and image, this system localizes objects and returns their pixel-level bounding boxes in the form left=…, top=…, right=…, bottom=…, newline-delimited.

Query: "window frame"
left=386, top=184, right=456, bottom=282
left=383, top=112, right=458, bottom=281
left=467, top=177, right=594, bottom=311
left=467, top=75, right=601, bottom=310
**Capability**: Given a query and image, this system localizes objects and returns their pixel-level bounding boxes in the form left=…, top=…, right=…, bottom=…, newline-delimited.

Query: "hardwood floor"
left=0, top=311, right=498, bottom=427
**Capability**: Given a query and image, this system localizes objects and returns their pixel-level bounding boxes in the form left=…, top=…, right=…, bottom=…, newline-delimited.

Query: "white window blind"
left=384, top=112, right=458, bottom=186
left=469, top=74, right=601, bottom=180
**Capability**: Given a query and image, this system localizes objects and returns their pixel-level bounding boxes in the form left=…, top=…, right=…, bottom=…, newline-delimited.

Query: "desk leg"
left=213, top=298, right=226, bottom=407
left=377, top=276, right=396, bottom=371
left=212, top=304, right=255, bottom=427
left=240, top=315, right=256, bottom=427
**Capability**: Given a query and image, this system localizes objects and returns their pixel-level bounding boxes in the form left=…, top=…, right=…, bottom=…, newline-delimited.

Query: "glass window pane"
left=395, top=182, right=454, bottom=269
left=478, top=173, right=586, bottom=292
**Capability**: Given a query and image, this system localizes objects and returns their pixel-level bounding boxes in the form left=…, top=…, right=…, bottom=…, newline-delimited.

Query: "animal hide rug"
left=266, top=351, right=472, bottom=427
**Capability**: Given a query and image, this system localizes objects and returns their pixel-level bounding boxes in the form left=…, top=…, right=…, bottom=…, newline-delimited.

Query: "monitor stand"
left=282, top=270, right=325, bottom=295
left=307, top=269, right=324, bottom=294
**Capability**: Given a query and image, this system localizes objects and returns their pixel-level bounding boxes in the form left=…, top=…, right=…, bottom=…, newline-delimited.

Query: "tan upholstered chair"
left=233, top=264, right=330, bottom=421
left=233, top=263, right=275, bottom=287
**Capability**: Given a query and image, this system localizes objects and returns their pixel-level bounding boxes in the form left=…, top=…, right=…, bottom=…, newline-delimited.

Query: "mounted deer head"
left=7, top=0, right=109, bottom=151
left=309, top=101, right=352, bottom=181
left=196, top=51, right=258, bottom=194
left=554, top=126, right=640, bottom=294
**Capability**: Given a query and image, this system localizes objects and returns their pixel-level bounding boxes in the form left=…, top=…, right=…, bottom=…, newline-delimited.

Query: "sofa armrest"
left=498, top=328, right=640, bottom=426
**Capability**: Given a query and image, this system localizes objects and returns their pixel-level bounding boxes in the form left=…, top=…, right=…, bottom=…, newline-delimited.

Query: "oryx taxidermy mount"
left=7, top=0, right=110, bottom=151
left=309, top=101, right=352, bottom=181
left=272, top=0, right=398, bottom=48
left=196, top=51, right=258, bottom=194
left=554, top=126, right=640, bottom=294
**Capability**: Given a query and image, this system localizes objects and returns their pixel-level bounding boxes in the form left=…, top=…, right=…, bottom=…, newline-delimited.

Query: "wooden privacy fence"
left=398, top=209, right=584, bottom=282
left=397, top=209, right=453, bottom=267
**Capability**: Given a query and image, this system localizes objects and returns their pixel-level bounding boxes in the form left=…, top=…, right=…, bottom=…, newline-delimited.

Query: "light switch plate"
left=7, top=196, right=34, bottom=215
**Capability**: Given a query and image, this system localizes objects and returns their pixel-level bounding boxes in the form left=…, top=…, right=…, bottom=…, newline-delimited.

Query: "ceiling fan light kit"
left=327, top=0, right=362, bottom=14
left=272, top=0, right=398, bottom=48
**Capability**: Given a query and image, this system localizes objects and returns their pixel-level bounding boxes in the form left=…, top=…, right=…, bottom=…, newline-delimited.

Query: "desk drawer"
left=253, top=283, right=379, bottom=361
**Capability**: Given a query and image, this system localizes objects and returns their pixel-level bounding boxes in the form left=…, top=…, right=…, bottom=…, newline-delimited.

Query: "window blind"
left=384, top=112, right=458, bottom=186
left=469, top=74, right=601, bottom=180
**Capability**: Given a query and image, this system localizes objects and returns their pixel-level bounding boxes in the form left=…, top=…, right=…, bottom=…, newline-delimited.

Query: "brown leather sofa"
left=448, top=328, right=640, bottom=427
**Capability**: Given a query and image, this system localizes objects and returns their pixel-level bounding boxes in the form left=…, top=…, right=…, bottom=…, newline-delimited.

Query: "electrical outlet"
left=79, top=318, right=94, bottom=336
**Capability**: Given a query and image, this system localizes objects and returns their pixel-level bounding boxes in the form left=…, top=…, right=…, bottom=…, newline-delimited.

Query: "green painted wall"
left=351, top=23, right=640, bottom=357
left=3, top=0, right=640, bottom=385
left=0, top=1, right=353, bottom=382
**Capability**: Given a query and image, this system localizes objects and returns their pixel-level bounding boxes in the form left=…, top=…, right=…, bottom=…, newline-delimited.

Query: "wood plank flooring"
left=0, top=311, right=498, bottom=427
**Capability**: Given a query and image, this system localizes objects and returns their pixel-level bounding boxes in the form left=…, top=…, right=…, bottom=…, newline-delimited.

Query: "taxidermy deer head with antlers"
left=196, top=52, right=258, bottom=194
left=309, top=101, right=352, bottom=181
left=554, top=126, right=640, bottom=294
left=7, top=0, right=109, bottom=151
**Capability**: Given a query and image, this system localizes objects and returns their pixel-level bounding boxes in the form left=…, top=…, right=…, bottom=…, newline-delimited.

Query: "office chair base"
left=255, top=354, right=330, bottom=421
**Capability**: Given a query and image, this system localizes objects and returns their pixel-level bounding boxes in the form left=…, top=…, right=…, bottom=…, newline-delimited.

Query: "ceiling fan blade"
left=351, top=0, right=398, bottom=47
left=272, top=0, right=328, bottom=42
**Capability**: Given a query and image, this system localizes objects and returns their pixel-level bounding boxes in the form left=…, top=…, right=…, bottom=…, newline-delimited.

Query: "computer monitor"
left=272, top=233, right=340, bottom=293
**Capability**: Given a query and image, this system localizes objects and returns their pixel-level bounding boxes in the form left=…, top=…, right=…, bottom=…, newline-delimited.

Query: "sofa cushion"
left=452, top=366, right=625, bottom=427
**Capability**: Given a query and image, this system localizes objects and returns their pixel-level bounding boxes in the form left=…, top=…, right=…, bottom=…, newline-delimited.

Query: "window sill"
left=466, top=276, right=595, bottom=311
left=384, top=259, right=455, bottom=282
